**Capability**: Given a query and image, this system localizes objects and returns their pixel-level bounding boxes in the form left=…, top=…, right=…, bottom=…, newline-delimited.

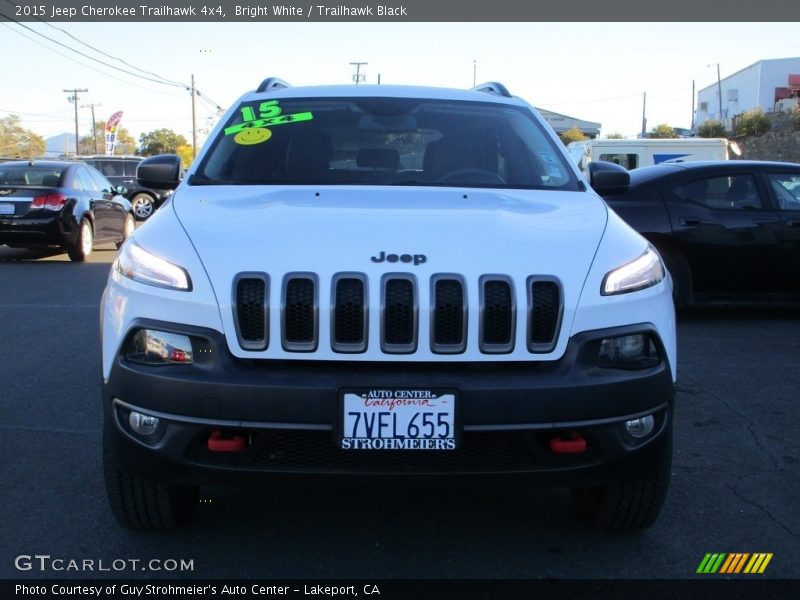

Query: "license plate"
left=340, top=389, right=456, bottom=451
left=0, top=204, right=14, bottom=215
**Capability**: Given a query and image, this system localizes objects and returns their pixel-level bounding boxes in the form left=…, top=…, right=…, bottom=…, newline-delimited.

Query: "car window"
left=196, top=97, right=580, bottom=190
left=672, top=174, right=763, bottom=210
left=93, top=160, right=125, bottom=178
left=599, top=153, right=638, bottom=169
left=87, top=167, right=114, bottom=193
left=124, top=160, right=141, bottom=177
left=74, top=167, right=98, bottom=192
left=767, top=173, right=800, bottom=210
left=0, top=166, right=63, bottom=186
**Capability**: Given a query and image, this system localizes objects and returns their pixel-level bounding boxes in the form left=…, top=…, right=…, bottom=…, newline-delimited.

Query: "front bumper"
left=104, top=321, right=674, bottom=484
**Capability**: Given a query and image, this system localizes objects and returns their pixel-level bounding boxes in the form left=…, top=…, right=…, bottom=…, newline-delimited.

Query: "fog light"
left=625, top=415, right=655, bottom=438
left=129, top=411, right=160, bottom=436
left=598, top=334, right=659, bottom=369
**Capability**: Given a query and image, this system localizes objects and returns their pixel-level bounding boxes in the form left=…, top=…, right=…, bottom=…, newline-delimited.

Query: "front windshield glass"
left=195, top=97, right=580, bottom=190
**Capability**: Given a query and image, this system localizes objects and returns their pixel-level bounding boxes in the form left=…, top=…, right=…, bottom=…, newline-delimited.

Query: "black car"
left=0, top=160, right=134, bottom=261
left=80, top=156, right=174, bottom=221
left=601, top=160, right=800, bottom=306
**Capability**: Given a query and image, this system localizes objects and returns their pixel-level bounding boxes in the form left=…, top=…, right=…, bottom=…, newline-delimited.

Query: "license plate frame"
left=339, top=388, right=458, bottom=451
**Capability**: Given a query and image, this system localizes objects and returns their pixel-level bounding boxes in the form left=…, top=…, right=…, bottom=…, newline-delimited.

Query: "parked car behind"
left=0, top=160, right=134, bottom=261
left=601, top=160, right=800, bottom=306
left=81, top=156, right=174, bottom=221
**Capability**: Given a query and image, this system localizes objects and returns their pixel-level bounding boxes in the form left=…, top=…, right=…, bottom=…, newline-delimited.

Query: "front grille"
left=480, top=277, right=515, bottom=353
left=382, top=276, right=417, bottom=353
left=431, top=276, right=466, bottom=353
left=282, top=275, right=317, bottom=352
left=528, top=278, right=562, bottom=353
left=332, top=275, right=367, bottom=353
left=232, top=272, right=562, bottom=356
left=233, top=275, right=268, bottom=350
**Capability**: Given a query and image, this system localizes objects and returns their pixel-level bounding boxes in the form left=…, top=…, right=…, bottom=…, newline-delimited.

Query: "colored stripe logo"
left=697, top=553, right=773, bottom=574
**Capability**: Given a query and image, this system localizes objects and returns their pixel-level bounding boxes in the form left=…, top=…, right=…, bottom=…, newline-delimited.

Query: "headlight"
left=114, top=241, right=191, bottom=291
left=601, top=245, right=665, bottom=296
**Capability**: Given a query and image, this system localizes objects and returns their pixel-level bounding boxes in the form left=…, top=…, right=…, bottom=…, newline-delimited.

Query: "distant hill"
left=44, top=133, right=75, bottom=157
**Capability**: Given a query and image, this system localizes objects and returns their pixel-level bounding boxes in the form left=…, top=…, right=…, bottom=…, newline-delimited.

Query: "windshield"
left=194, top=97, right=580, bottom=190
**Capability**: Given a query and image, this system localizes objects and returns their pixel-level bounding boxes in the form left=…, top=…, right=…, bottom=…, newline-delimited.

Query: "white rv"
left=567, top=138, right=730, bottom=172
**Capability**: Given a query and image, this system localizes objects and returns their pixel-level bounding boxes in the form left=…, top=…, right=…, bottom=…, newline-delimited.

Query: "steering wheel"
left=437, top=169, right=506, bottom=186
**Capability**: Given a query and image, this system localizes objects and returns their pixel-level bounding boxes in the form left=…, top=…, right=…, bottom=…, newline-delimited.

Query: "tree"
left=138, top=128, right=188, bottom=156
left=605, top=132, right=625, bottom=139
left=559, top=126, right=587, bottom=146
left=79, top=119, right=137, bottom=155
left=175, top=144, right=196, bottom=169
left=647, top=124, right=677, bottom=138
left=734, top=108, right=771, bottom=137
left=697, top=119, right=727, bottom=138
left=0, top=114, right=45, bottom=158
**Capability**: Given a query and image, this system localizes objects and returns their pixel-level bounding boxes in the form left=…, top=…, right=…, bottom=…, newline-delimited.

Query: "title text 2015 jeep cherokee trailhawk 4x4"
left=101, top=79, right=676, bottom=531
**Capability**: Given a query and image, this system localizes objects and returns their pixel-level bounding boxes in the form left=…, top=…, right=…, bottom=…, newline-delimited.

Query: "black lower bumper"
left=104, top=321, right=675, bottom=485
left=0, top=215, right=77, bottom=247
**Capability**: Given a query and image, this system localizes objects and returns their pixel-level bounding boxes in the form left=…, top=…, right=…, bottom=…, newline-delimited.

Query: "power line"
left=0, top=15, right=186, bottom=88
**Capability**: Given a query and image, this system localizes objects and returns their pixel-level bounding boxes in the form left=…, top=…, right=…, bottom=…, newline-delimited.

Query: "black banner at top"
left=2, top=0, right=800, bottom=22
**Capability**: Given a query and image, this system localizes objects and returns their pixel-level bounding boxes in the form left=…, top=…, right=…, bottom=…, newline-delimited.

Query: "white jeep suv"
left=101, top=79, right=676, bottom=531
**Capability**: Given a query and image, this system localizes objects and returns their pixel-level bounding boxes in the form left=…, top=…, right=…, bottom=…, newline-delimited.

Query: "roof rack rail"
left=256, top=77, right=292, bottom=93
left=471, top=82, right=512, bottom=98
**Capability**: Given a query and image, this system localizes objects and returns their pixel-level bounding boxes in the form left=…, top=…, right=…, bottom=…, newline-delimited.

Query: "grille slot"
left=233, top=274, right=268, bottom=350
left=381, top=276, right=417, bottom=354
left=282, top=275, right=318, bottom=352
left=332, top=275, right=367, bottom=353
left=431, top=276, right=467, bottom=354
left=528, top=278, right=562, bottom=353
left=480, top=276, right=515, bottom=354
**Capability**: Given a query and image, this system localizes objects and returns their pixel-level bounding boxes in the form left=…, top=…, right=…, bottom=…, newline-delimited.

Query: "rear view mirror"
left=137, top=154, right=182, bottom=190
left=589, top=161, right=630, bottom=196
left=115, top=185, right=128, bottom=196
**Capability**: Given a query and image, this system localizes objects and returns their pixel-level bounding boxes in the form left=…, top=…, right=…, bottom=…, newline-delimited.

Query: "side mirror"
left=588, top=161, right=630, bottom=196
left=115, top=185, right=128, bottom=196
left=137, top=154, right=182, bottom=190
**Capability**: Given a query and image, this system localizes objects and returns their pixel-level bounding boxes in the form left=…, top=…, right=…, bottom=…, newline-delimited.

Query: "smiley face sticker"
left=233, top=127, right=272, bottom=145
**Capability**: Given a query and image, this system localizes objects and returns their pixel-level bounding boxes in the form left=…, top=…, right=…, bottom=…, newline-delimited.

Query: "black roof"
left=629, top=160, right=800, bottom=184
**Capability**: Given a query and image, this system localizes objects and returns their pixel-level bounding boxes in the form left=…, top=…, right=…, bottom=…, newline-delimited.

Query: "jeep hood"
left=173, top=185, right=607, bottom=288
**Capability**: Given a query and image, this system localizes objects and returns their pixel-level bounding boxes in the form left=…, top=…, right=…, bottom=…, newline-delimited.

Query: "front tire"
left=67, top=218, right=93, bottom=262
left=131, top=193, right=155, bottom=221
left=103, top=438, right=198, bottom=530
left=570, top=430, right=672, bottom=532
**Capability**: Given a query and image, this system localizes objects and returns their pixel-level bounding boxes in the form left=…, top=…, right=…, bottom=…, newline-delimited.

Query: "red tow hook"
left=550, top=432, right=587, bottom=454
left=207, top=430, right=247, bottom=452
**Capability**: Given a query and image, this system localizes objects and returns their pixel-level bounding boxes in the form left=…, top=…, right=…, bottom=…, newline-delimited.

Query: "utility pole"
left=350, top=62, right=367, bottom=84
left=641, top=92, right=647, bottom=137
left=81, top=102, right=102, bottom=154
left=715, top=63, right=723, bottom=126
left=473, top=60, right=477, bottom=87
left=64, top=88, right=88, bottom=156
left=691, top=80, right=695, bottom=130
left=191, top=74, right=197, bottom=158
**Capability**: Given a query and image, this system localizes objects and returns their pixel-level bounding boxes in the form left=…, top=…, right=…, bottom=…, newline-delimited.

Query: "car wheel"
left=116, top=213, right=135, bottom=249
left=131, top=193, right=155, bottom=221
left=103, top=437, right=198, bottom=530
left=570, top=429, right=672, bottom=532
left=67, top=218, right=93, bottom=262
left=659, top=247, right=692, bottom=309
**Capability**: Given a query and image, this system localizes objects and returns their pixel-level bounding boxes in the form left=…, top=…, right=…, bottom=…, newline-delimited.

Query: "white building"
left=536, top=108, right=601, bottom=139
left=696, top=57, right=800, bottom=129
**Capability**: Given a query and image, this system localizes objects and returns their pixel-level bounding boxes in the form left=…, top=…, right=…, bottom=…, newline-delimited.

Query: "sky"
left=1, top=21, right=799, bottom=150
